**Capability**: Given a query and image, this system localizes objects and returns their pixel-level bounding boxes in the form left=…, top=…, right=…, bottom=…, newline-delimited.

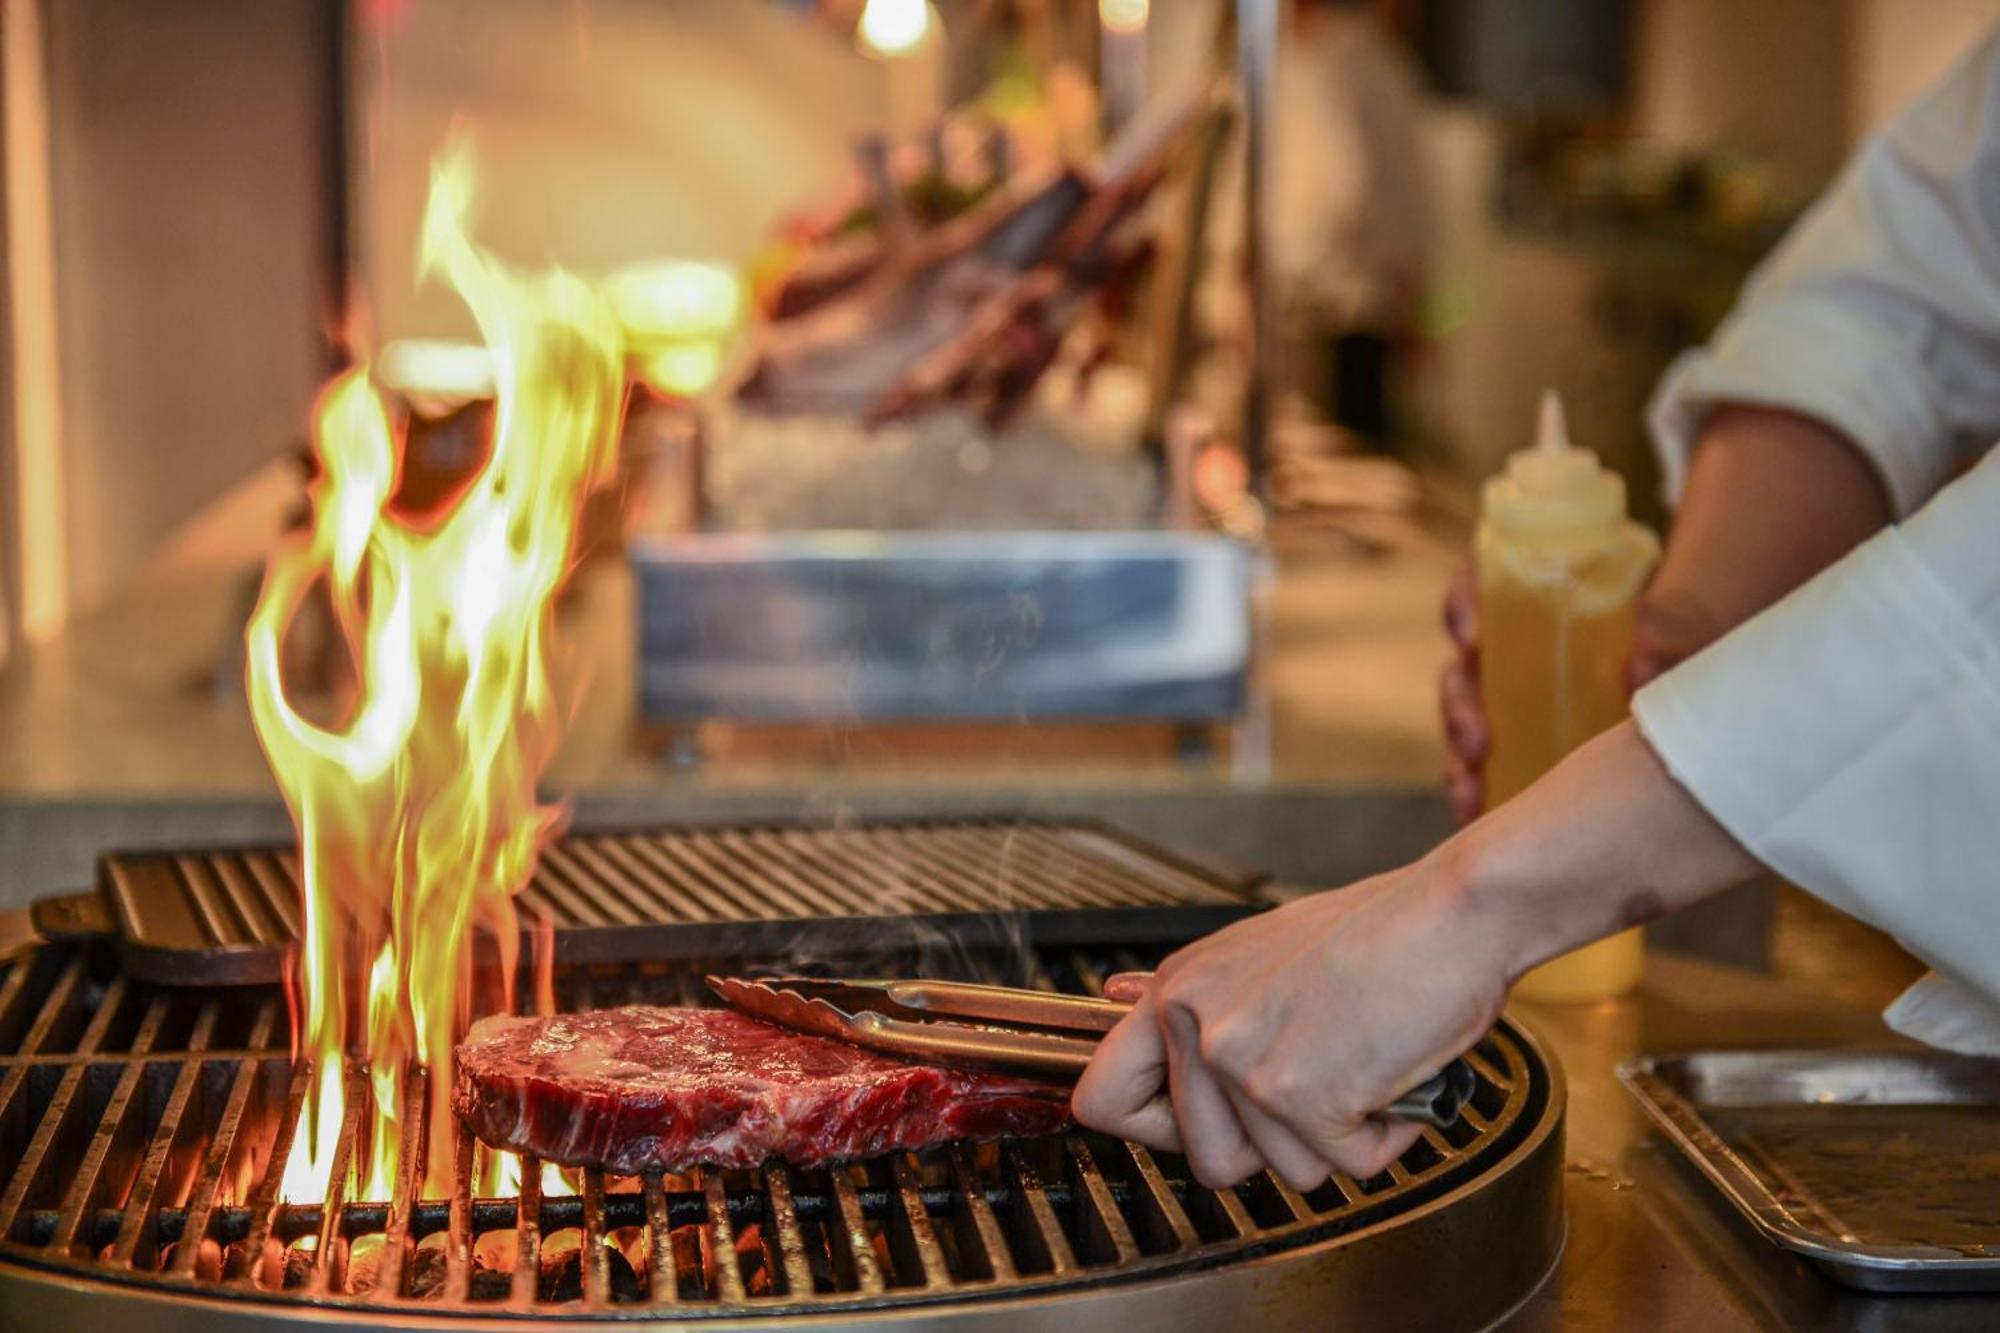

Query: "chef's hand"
left=1073, top=866, right=1508, bottom=1188
left=1440, top=404, right=1893, bottom=825
left=1075, top=720, right=1765, bottom=1192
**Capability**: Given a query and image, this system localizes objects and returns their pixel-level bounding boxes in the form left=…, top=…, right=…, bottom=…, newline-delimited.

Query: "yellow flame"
left=250, top=139, right=626, bottom=1202
left=480, top=1148, right=578, bottom=1200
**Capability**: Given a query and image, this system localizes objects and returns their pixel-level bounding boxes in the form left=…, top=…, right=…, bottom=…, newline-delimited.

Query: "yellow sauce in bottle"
left=1478, top=392, right=1660, bottom=1002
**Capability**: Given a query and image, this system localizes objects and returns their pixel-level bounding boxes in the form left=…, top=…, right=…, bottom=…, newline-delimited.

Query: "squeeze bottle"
left=1477, top=391, right=1660, bottom=1002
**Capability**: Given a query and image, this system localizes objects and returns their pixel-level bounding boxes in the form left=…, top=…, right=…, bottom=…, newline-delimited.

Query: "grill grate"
left=0, top=941, right=1548, bottom=1318
left=89, top=818, right=1260, bottom=985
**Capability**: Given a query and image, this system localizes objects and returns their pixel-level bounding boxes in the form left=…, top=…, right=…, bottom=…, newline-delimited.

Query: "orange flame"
left=248, top=140, right=626, bottom=1202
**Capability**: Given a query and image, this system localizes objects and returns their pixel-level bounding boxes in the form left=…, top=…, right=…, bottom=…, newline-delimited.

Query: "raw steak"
left=452, top=1005, right=1071, bottom=1173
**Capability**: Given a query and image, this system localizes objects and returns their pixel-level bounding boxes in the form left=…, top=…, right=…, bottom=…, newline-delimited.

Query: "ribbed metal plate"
left=91, top=818, right=1261, bottom=986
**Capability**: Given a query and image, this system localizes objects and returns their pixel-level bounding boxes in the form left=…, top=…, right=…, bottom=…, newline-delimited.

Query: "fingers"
left=1307, top=1116, right=1426, bottom=1182
left=1102, top=972, right=1153, bottom=1004
left=1442, top=561, right=1480, bottom=649
left=1439, top=655, right=1487, bottom=765
left=1082, top=994, right=1427, bottom=1188
left=1221, top=1083, right=1332, bottom=1191
left=1161, top=1006, right=1265, bottom=1188
left=1072, top=994, right=1182, bottom=1151
left=1441, top=561, right=1490, bottom=827
left=1440, top=655, right=1488, bottom=824
left=1446, top=756, right=1483, bottom=826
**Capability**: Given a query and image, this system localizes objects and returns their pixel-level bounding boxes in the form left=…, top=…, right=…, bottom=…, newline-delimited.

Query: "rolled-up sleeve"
left=1632, top=447, right=2000, bottom=1007
left=1649, top=28, right=2000, bottom=517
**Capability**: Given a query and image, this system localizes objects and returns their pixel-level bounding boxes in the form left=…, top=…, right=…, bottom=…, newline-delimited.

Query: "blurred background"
left=2, top=0, right=1995, bottom=903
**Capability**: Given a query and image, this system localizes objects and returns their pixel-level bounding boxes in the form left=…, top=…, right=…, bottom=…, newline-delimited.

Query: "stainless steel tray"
left=1621, top=1049, right=2000, bottom=1292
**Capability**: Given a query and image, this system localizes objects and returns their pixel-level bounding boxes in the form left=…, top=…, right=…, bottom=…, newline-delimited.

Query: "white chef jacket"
left=1631, top=28, right=2000, bottom=1046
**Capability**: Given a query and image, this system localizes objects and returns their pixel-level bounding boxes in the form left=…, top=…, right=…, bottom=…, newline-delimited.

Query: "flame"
left=249, top=139, right=626, bottom=1202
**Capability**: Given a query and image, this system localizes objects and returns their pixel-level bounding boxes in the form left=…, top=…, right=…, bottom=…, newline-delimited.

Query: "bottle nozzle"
left=1536, top=388, right=1569, bottom=455
left=1483, top=386, right=1626, bottom=539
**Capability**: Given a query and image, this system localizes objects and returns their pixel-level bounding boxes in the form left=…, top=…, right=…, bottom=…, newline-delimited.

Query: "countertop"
left=1503, top=925, right=1996, bottom=1331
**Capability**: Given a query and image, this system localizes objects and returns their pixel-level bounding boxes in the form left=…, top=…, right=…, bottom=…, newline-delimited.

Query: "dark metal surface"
left=0, top=940, right=1564, bottom=1327
left=75, top=817, right=1263, bottom=986
left=1622, top=1049, right=2000, bottom=1292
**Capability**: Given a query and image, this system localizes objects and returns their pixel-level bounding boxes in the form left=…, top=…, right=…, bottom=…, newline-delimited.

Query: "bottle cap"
left=1481, top=390, right=1627, bottom=540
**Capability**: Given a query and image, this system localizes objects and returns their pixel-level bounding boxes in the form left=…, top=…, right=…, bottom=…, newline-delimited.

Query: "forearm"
left=1434, top=720, right=1763, bottom=983
left=1634, top=405, right=1892, bottom=679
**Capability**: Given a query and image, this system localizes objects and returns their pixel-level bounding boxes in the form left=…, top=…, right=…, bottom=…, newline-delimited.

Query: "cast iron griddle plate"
left=63, top=816, right=1262, bottom=986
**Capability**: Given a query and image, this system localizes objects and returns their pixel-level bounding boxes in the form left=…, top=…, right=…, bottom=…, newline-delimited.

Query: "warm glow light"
left=605, top=260, right=740, bottom=342
left=858, top=0, right=931, bottom=57
left=252, top=138, right=627, bottom=1203
left=606, top=260, right=742, bottom=398
left=1099, top=0, right=1149, bottom=35
left=4, top=0, right=70, bottom=644
left=637, top=343, right=724, bottom=398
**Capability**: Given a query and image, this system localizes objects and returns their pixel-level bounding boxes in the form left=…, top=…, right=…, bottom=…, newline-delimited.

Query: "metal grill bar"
left=1064, top=1135, right=1138, bottom=1265
left=830, top=1166, right=885, bottom=1294
left=375, top=1068, right=427, bottom=1299
left=888, top=1153, right=949, bottom=1288
left=509, top=1154, right=543, bottom=1308
left=444, top=1120, right=474, bottom=1302
left=581, top=1169, right=610, bottom=1304
left=1003, top=1143, right=1078, bottom=1275
left=948, top=1144, right=1016, bottom=1282
left=762, top=1162, right=816, bottom=1297
left=49, top=995, right=179, bottom=1255
left=1122, top=1144, right=1200, bottom=1250
left=702, top=1170, right=747, bottom=1303
left=301, top=1067, right=366, bottom=1294
left=0, top=968, right=129, bottom=1241
left=168, top=1004, right=279, bottom=1276
left=230, top=1056, right=308, bottom=1280
left=642, top=1171, right=679, bottom=1305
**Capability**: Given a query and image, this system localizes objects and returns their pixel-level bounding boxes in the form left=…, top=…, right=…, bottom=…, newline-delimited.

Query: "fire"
left=248, top=140, right=627, bottom=1201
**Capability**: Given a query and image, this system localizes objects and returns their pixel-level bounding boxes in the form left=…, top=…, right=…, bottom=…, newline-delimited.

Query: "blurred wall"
left=354, top=0, right=904, bottom=342
left=0, top=55, right=16, bottom=668
left=40, top=0, right=329, bottom=615
left=1419, top=0, right=2000, bottom=499
left=1632, top=0, right=1851, bottom=186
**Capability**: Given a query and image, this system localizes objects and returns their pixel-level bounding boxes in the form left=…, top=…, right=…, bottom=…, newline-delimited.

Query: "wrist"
left=1421, top=823, right=1553, bottom=989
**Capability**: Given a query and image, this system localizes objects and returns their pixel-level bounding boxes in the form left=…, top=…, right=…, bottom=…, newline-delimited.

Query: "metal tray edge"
left=1618, top=1052, right=2000, bottom=1293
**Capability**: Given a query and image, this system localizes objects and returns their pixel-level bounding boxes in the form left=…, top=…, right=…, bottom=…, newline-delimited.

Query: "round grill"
left=0, top=943, right=1564, bottom=1329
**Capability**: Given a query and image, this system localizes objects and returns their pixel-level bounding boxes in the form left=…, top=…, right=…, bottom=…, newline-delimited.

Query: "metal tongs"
left=707, top=975, right=1475, bottom=1130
